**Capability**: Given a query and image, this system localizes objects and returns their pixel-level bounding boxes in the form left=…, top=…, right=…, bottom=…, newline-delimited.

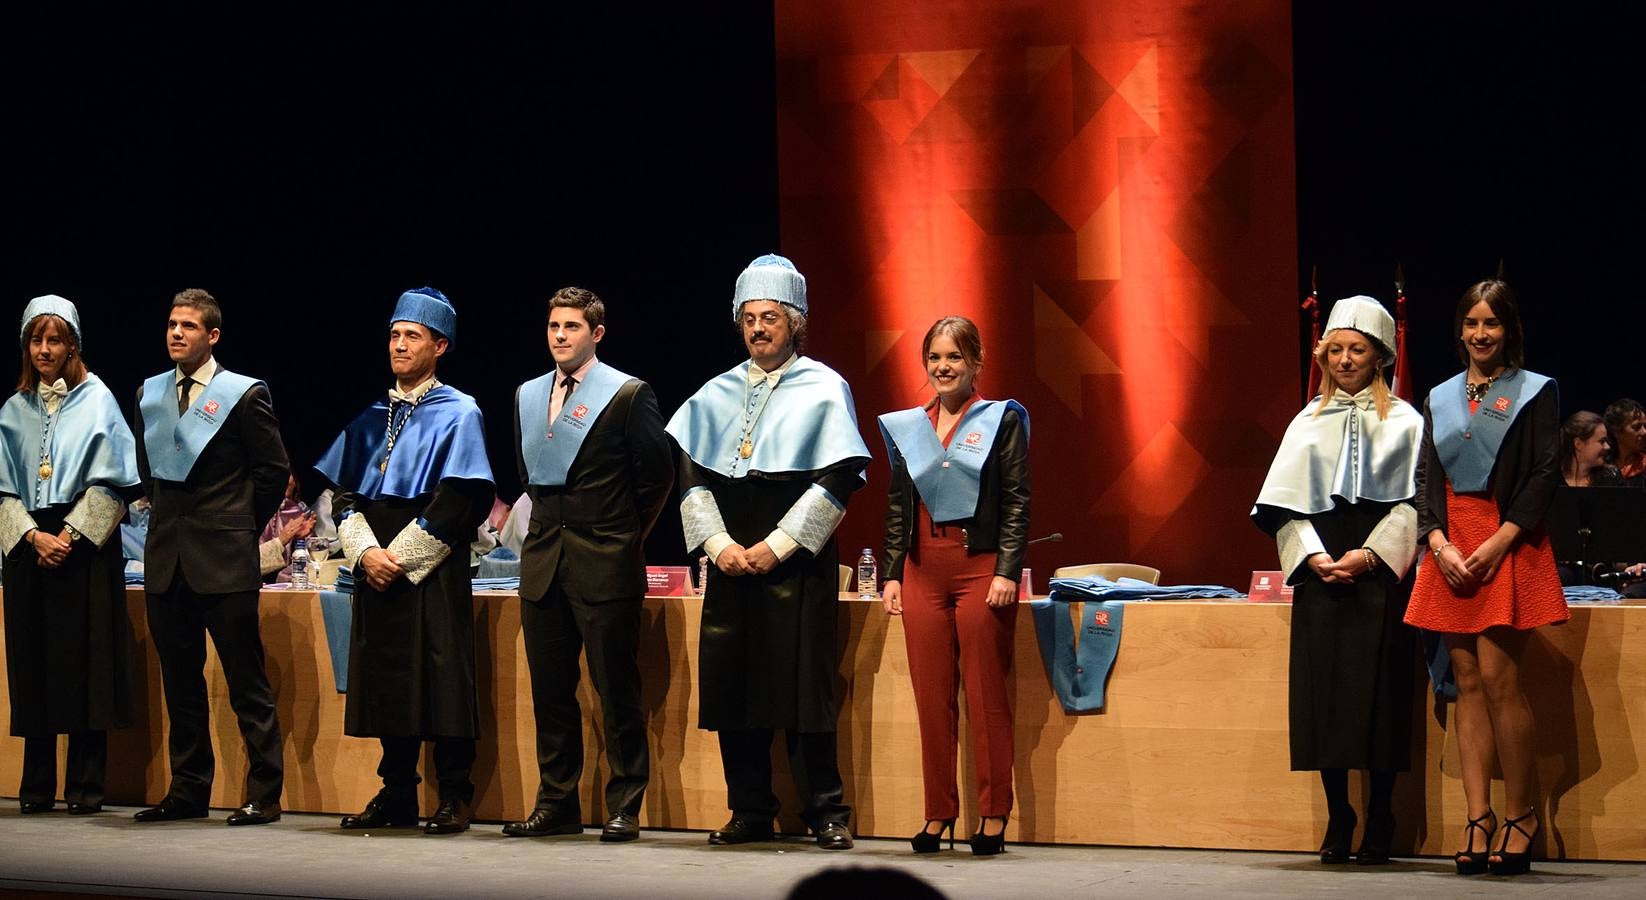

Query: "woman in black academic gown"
left=0, top=295, right=140, bottom=814
left=1251, top=296, right=1423, bottom=865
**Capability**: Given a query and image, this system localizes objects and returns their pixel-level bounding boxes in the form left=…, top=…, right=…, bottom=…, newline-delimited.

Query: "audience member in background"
left=1559, top=411, right=1616, bottom=487
left=1252, top=296, right=1422, bottom=866
left=0, top=295, right=140, bottom=815
left=1603, top=398, right=1646, bottom=483
left=1403, top=280, right=1566, bottom=877
left=257, top=471, right=316, bottom=580
left=878, top=316, right=1029, bottom=857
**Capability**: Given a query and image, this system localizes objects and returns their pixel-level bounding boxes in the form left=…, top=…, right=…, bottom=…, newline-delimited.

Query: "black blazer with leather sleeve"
left=1415, top=376, right=1561, bottom=541
left=134, top=380, right=290, bottom=596
left=882, top=407, right=1030, bottom=583
left=513, top=377, right=674, bottom=603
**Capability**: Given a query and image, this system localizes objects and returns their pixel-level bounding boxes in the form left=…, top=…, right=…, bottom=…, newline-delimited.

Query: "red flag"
left=1301, top=285, right=1322, bottom=401
left=1392, top=289, right=1412, bottom=402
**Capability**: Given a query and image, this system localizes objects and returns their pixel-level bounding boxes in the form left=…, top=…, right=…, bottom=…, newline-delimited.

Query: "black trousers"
left=376, top=736, right=476, bottom=804
left=717, top=728, right=849, bottom=828
left=146, top=583, right=283, bottom=807
left=520, top=585, right=648, bottom=818
left=19, top=731, right=106, bottom=807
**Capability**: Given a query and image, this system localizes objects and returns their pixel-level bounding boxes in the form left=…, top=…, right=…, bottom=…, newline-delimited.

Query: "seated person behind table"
left=1556, top=410, right=1646, bottom=592
left=1603, top=398, right=1646, bottom=484
left=257, top=471, right=316, bottom=580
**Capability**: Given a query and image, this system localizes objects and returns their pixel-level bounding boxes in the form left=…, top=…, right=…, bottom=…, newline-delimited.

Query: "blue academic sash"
left=878, top=399, right=1027, bottom=524
left=139, top=367, right=260, bottom=482
left=0, top=374, right=140, bottom=510
left=1430, top=368, right=1553, bottom=492
left=518, top=362, right=632, bottom=488
left=314, top=384, right=494, bottom=500
left=1030, top=591, right=1127, bottom=713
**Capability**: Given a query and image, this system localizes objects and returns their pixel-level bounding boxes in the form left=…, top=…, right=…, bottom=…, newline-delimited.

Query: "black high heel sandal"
left=910, top=819, right=956, bottom=853
left=970, top=816, right=1007, bottom=857
left=1319, top=807, right=1356, bottom=864
left=1487, top=808, right=1539, bottom=876
left=1453, top=808, right=1496, bottom=875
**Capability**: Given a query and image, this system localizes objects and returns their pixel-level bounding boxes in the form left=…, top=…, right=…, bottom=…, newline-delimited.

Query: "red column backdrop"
left=775, top=1, right=1298, bottom=588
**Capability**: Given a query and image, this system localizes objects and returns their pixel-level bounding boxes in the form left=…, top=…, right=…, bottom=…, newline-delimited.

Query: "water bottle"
left=857, top=548, right=878, bottom=600
left=291, top=545, right=309, bottom=589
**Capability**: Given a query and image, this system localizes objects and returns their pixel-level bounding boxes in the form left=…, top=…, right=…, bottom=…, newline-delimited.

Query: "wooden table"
left=2, top=588, right=1643, bottom=859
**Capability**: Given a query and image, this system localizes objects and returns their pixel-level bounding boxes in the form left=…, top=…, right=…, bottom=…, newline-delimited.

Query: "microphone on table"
left=1027, top=532, right=1063, bottom=546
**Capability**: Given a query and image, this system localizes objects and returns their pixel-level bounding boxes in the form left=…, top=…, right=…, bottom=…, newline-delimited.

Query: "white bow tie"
left=389, top=380, right=439, bottom=404
left=36, top=378, right=68, bottom=403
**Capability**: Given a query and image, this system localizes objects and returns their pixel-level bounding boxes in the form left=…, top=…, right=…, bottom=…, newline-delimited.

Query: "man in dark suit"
left=132, top=288, right=289, bottom=826
left=502, top=287, right=673, bottom=842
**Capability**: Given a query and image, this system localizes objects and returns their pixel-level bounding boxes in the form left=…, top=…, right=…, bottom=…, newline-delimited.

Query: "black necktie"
left=562, top=374, right=578, bottom=400
left=177, top=376, right=194, bottom=415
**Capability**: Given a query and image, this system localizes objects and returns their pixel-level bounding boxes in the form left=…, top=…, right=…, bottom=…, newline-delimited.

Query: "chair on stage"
left=1052, top=562, right=1162, bottom=585
left=839, top=564, right=854, bottom=593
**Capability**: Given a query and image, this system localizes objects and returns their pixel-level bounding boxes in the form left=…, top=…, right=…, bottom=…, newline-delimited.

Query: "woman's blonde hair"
left=1313, top=328, right=1391, bottom=419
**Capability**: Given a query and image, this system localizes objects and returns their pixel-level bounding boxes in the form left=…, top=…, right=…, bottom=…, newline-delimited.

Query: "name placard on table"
left=1246, top=570, right=1294, bottom=603
left=646, top=566, right=694, bottom=596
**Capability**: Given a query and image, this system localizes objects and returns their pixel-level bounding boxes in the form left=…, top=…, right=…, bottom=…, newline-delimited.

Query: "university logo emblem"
left=573, top=403, right=589, bottom=420
left=203, top=400, right=220, bottom=415
left=964, top=431, right=983, bottom=446
left=1494, top=396, right=1512, bottom=412
left=1093, top=610, right=1110, bottom=626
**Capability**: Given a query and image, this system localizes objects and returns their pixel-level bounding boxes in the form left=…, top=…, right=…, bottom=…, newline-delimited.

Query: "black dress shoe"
left=19, top=800, right=55, bottom=814
left=133, top=798, right=208, bottom=822
left=816, top=821, right=854, bottom=850
left=502, top=808, right=582, bottom=837
left=707, top=816, right=775, bottom=845
left=601, top=812, right=640, bottom=843
left=227, top=801, right=282, bottom=826
left=1355, top=811, right=1395, bottom=865
left=67, top=803, right=103, bottom=816
left=424, top=798, right=472, bottom=835
left=339, top=796, right=420, bottom=830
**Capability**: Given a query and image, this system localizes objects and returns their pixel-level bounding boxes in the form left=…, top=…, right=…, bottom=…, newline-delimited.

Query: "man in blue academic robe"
left=316, top=287, right=495, bottom=835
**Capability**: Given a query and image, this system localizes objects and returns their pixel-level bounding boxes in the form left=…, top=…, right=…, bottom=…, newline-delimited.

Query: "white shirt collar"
left=556, top=354, right=599, bottom=387
left=747, top=352, right=799, bottom=388
left=176, top=356, right=217, bottom=387
left=388, top=375, right=440, bottom=404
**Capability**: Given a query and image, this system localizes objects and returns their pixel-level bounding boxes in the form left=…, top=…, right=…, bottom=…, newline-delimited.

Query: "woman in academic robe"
left=0, top=295, right=140, bottom=814
left=879, top=316, right=1029, bottom=857
left=1252, top=296, right=1422, bottom=866
left=1403, top=280, right=1566, bottom=877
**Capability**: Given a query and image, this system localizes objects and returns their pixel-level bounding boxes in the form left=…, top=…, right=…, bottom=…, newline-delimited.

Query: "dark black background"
left=5, top=3, right=1641, bottom=564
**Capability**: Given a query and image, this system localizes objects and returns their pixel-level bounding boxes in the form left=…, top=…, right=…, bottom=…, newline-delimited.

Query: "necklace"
left=1464, top=374, right=1497, bottom=403
left=380, top=380, right=439, bottom=473
left=737, top=367, right=782, bottom=462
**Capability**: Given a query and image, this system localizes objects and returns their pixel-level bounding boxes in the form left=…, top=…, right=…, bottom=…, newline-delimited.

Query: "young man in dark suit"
left=503, top=287, right=673, bottom=841
left=132, top=289, right=290, bottom=826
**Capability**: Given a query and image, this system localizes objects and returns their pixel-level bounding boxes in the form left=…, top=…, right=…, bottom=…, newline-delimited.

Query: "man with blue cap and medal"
left=131, top=289, right=290, bottom=826
left=1, top=294, right=140, bottom=816
left=666, top=254, right=872, bottom=850
left=503, top=286, right=673, bottom=842
left=317, top=287, right=495, bottom=836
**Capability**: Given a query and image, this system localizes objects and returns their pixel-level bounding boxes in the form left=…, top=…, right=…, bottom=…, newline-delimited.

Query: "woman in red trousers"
left=878, top=316, right=1029, bottom=856
left=1404, top=280, right=1566, bottom=877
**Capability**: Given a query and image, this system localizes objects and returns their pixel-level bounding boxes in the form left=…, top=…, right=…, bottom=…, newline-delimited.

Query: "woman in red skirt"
left=1404, top=280, right=1566, bottom=876
left=878, top=316, right=1029, bottom=856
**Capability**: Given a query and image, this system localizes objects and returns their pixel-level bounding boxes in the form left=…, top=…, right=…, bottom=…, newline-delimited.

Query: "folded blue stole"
left=1429, top=368, right=1553, bottom=492
left=139, top=368, right=260, bottom=482
left=1030, top=591, right=1126, bottom=713
left=314, top=385, right=494, bottom=500
left=878, top=399, right=1027, bottom=523
left=518, top=361, right=632, bottom=487
left=0, top=374, right=140, bottom=509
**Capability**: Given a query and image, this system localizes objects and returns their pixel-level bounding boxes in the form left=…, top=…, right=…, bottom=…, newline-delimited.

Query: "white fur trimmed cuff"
left=64, top=486, right=125, bottom=549
left=386, top=519, right=451, bottom=585
left=1275, top=518, right=1327, bottom=586
left=775, top=484, right=845, bottom=557
left=681, top=486, right=727, bottom=554
left=338, top=511, right=382, bottom=568
left=0, top=497, right=40, bottom=555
